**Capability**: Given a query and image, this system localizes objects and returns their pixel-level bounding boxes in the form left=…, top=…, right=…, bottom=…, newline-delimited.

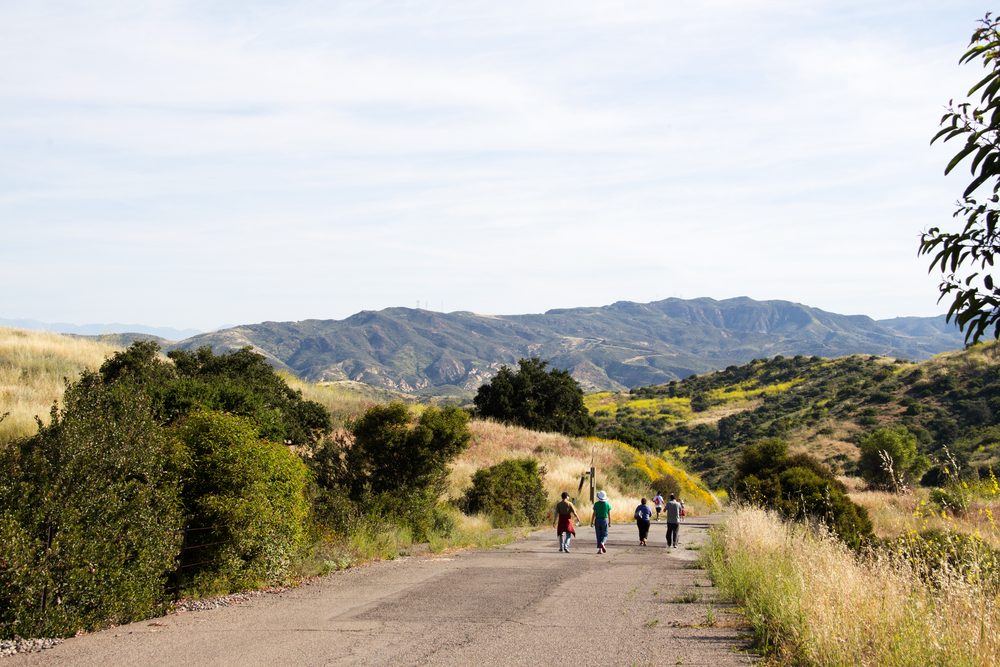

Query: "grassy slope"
left=588, top=341, right=1000, bottom=486
left=0, top=326, right=119, bottom=442
left=452, top=419, right=720, bottom=519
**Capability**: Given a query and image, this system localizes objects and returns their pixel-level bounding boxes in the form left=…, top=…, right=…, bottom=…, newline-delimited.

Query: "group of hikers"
left=553, top=490, right=685, bottom=554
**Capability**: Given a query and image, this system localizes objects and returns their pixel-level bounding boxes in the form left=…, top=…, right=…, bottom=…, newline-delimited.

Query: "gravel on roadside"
left=1, top=638, right=62, bottom=658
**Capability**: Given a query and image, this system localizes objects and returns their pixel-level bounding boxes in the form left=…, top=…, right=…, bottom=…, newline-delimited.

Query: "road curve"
left=10, top=514, right=755, bottom=666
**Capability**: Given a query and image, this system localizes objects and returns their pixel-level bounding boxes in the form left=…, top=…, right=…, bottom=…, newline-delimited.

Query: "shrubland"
left=589, top=342, right=1000, bottom=488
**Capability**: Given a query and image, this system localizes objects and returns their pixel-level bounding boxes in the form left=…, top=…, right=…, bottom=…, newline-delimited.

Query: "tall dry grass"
left=0, top=327, right=118, bottom=442
left=851, top=485, right=1000, bottom=549
left=707, top=507, right=1000, bottom=665
left=282, top=376, right=404, bottom=428
left=449, top=419, right=720, bottom=523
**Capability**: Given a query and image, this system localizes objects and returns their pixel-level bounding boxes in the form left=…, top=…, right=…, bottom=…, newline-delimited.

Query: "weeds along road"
left=11, top=515, right=755, bottom=667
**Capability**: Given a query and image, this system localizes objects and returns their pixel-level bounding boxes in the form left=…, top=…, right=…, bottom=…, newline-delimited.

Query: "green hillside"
left=588, top=342, right=1000, bottom=486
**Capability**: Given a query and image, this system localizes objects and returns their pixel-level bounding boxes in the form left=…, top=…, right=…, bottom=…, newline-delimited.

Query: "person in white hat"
left=590, top=490, right=612, bottom=553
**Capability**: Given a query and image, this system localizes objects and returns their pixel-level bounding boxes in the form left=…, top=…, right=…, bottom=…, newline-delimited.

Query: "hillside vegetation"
left=452, top=420, right=719, bottom=519
left=0, top=327, right=118, bottom=442
left=589, top=342, right=1000, bottom=486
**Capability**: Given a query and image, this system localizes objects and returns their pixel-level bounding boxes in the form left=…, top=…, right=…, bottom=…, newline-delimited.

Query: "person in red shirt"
left=554, top=492, right=581, bottom=553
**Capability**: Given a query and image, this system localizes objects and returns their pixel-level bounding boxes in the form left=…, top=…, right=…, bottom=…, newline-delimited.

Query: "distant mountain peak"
left=164, top=297, right=963, bottom=396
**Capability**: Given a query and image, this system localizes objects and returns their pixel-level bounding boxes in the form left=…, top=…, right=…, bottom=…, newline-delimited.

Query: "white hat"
left=596, top=490, right=607, bottom=501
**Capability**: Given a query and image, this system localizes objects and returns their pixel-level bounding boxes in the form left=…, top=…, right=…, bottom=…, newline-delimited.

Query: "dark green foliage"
left=0, top=374, right=184, bottom=638
left=462, top=458, right=548, bottom=527
left=733, top=439, right=873, bottom=550
left=922, top=13, right=1000, bottom=344
left=650, top=473, right=681, bottom=498
left=100, top=342, right=332, bottom=447
left=175, top=411, right=310, bottom=594
left=342, top=402, right=471, bottom=500
left=474, top=358, right=595, bottom=436
left=858, top=427, right=930, bottom=491
left=310, top=403, right=471, bottom=541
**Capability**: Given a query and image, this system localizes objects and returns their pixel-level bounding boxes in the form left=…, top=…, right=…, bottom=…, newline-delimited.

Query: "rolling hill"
left=588, top=341, right=1000, bottom=486
left=165, top=297, right=964, bottom=395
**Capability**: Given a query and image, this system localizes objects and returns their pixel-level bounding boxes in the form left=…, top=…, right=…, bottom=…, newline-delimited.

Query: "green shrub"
left=100, top=342, right=332, bottom=447
left=650, top=473, right=681, bottom=497
left=0, top=374, right=184, bottom=638
left=342, top=403, right=471, bottom=499
left=858, top=426, right=929, bottom=491
left=462, top=458, right=548, bottom=527
left=176, top=411, right=310, bottom=595
left=733, top=439, right=873, bottom=550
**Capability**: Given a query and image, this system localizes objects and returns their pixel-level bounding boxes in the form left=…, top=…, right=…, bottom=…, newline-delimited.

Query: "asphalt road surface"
left=10, top=515, right=755, bottom=666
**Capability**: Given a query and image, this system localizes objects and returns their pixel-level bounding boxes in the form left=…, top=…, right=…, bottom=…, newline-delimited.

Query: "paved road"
left=10, top=515, right=755, bottom=666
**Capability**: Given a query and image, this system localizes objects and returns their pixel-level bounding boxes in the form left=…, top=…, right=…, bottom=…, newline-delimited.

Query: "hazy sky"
left=0, top=1, right=991, bottom=331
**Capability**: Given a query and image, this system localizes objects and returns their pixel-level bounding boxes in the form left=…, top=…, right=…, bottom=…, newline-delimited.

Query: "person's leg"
left=596, top=519, right=608, bottom=551
left=565, top=533, right=572, bottom=551
left=558, top=532, right=566, bottom=551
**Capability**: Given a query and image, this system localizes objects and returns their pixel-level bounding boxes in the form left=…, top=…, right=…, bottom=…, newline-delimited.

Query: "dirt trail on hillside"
left=9, top=514, right=755, bottom=666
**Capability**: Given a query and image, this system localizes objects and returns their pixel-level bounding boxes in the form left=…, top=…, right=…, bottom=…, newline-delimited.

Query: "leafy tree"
left=923, top=13, right=1000, bottom=343
left=462, top=458, right=548, bottom=527
left=473, top=358, right=595, bottom=436
left=0, top=373, right=184, bottom=638
left=175, top=410, right=310, bottom=593
left=733, top=439, right=873, bottom=549
left=99, top=342, right=331, bottom=447
left=858, top=426, right=930, bottom=491
left=343, top=402, right=471, bottom=500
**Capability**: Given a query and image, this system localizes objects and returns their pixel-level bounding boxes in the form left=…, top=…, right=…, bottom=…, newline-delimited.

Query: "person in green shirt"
left=590, top=490, right=612, bottom=553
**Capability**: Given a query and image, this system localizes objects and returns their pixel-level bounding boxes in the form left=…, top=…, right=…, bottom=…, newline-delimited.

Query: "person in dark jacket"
left=634, top=497, right=652, bottom=545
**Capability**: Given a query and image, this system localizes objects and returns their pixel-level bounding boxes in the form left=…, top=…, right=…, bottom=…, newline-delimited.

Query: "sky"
left=0, top=1, right=993, bottom=331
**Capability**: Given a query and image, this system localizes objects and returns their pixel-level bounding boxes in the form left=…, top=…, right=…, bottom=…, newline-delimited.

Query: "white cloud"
left=0, top=0, right=990, bottom=328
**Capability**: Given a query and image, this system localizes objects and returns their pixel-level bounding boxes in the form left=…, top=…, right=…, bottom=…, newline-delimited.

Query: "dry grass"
left=0, top=327, right=118, bottom=442
left=448, top=419, right=721, bottom=523
left=851, top=484, right=1000, bottom=549
left=707, top=507, right=1000, bottom=665
left=283, top=376, right=406, bottom=428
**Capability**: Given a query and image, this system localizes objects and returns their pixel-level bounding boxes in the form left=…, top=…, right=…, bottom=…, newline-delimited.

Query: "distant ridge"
left=0, top=318, right=202, bottom=341
left=164, top=297, right=965, bottom=395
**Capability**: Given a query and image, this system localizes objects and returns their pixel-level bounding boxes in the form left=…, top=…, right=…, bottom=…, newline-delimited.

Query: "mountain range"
left=159, top=297, right=965, bottom=395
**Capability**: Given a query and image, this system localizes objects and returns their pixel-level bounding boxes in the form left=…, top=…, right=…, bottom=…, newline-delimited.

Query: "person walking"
left=652, top=492, right=664, bottom=521
left=634, top=497, right=652, bottom=546
left=554, top=491, right=581, bottom=553
left=665, top=493, right=683, bottom=548
left=591, top=490, right=612, bottom=554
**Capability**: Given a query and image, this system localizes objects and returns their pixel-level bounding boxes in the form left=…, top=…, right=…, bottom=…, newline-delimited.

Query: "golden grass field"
left=0, top=327, right=118, bottom=442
